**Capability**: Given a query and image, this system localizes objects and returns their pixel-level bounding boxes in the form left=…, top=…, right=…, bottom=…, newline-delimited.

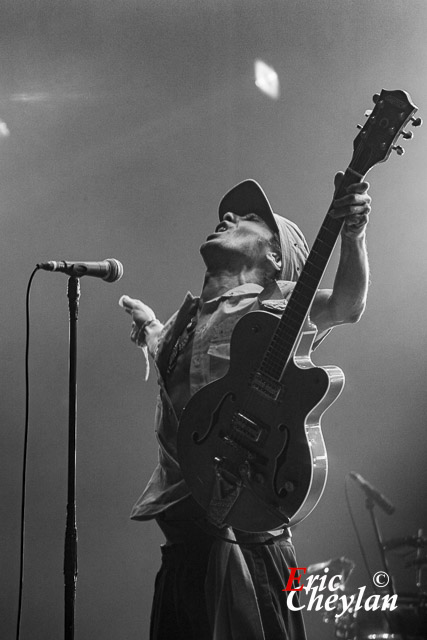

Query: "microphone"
left=37, top=258, right=123, bottom=283
left=349, top=472, right=395, bottom=515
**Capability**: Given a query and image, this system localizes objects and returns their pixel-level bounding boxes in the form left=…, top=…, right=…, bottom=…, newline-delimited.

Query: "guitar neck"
left=256, top=88, right=419, bottom=384
left=259, top=166, right=365, bottom=382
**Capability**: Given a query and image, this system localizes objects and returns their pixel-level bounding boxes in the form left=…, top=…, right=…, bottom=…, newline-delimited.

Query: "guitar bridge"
left=250, top=371, right=283, bottom=401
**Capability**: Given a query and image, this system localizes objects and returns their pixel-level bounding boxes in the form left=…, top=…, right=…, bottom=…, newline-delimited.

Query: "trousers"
left=149, top=505, right=306, bottom=640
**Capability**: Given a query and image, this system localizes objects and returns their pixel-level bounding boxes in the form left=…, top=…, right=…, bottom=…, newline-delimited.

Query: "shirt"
left=130, top=279, right=325, bottom=521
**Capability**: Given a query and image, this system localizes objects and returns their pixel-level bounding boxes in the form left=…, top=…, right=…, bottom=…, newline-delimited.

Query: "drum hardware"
left=317, top=474, right=426, bottom=637
left=383, top=535, right=427, bottom=552
left=385, top=529, right=427, bottom=594
left=406, top=558, right=427, bottom=568
left=307, top=556, right=356, bottom=586
left=315, top=502, right=427, bottom=637
left=320, top=591, right=427, bottom=639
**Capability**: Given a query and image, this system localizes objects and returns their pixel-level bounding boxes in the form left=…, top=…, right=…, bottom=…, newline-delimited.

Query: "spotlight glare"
left=254, top=59, right=280, bottom=100
left=0, top=120, right=10, bottom=137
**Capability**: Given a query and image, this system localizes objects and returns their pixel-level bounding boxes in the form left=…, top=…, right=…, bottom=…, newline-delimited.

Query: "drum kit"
left=307, top=531, right=427, bottom=640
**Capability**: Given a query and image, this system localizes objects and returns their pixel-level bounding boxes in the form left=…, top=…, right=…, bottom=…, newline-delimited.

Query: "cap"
left=218, top=179, right=309, bottom=282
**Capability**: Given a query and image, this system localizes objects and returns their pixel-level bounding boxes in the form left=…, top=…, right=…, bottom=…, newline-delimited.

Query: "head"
left=202, top=210, right=283, bottom=286
left=214, top=179, right=309, bottom=283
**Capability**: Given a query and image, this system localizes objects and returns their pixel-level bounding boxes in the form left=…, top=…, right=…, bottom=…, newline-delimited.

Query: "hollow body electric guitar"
left=177, top=90, right=420, bottom=532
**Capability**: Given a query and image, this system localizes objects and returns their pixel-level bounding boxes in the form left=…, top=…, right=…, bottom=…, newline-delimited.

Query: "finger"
left=130, top=322, right=137, bottom=340
left=346, top=212, right=369, bottom=224
left=345, top=181, right=370, bottom=194
left=333, top=192, right=371, bottom=207
left=334, top=171, right=345, bottom=190
left=119, top=295, right=143, bottom=314
left=329, top=204, right=371, bottom=219
left=119, top=295, right=132, bottom=310
left=130, top=322, right=143, bottom=343
left=346, top=206, right=370, bottom=216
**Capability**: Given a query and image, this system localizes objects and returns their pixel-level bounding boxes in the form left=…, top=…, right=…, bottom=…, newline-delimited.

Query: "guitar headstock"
left=351, top=89, right=421, bottom=177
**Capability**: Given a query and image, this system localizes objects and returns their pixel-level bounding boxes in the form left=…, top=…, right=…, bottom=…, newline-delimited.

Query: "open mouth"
left=205, top=222, right=229, bottom=240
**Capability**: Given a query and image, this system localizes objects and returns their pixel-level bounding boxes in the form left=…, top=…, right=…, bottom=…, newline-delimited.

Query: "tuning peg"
left=372, top=93, right=380, bottom=104
left=401, top=129, right=414, bottom=140
left=364, top=109, right=372, bottom=118
left=392, top=145, right=405, bottom=156
left=411, top=116, right=423, bottom=127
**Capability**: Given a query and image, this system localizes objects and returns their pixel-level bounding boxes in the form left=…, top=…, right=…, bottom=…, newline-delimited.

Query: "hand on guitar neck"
left=329, top=171, right=371, bottom=240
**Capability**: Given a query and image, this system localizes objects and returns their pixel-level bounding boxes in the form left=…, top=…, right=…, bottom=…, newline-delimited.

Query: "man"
left=120, top=172, right=371, bottom=640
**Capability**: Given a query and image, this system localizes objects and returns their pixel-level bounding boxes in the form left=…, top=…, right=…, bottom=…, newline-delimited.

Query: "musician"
left=120, top=172, right=371, bottom=640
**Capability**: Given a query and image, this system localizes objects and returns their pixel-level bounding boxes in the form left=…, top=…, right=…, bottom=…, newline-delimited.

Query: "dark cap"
left=218, top=179, right=309, bottom=282
left=218, top=179, right=278, bottom=233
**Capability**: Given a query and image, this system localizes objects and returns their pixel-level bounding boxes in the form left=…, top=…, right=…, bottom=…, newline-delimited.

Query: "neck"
left=200, top=268, right=265, bottom=303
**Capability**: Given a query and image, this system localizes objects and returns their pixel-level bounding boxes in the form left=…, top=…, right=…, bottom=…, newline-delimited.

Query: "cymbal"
left=383, top=536, right=427, bottom=551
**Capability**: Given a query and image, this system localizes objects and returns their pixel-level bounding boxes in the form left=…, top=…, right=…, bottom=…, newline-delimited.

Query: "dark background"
left=1, top=1, right=426, bottom=638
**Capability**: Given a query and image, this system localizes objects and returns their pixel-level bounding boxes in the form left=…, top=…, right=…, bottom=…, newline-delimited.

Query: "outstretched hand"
left=119, top=295, right=156, bottom=345
left=329, top=171, right=371, bottom=239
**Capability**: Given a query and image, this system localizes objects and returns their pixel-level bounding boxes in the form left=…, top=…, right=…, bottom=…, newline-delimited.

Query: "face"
left=200, top=211, right=281, bottom=274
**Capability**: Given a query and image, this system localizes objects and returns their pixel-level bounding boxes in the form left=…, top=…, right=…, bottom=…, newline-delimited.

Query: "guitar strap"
left=155, top=293, right=199, bottom=378
left=205, top=470, right=244, bottom=529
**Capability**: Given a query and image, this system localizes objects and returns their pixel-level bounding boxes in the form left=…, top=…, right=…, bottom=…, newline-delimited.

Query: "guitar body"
left=177, top=310, right=344, bottom=531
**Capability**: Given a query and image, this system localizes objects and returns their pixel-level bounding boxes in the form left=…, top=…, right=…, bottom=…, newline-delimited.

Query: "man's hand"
left=329, top=171, right=371, bottom=239
left=119, top=295, right=157, bottom=346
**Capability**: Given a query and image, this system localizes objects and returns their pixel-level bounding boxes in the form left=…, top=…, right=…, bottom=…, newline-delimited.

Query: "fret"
left=268, top=339, right=293, bottom=356
left=274, top=316, right=301, bottom=333
left=286, top=295, right=313, bottom=314
left=319, top=223, right=337, bottom=238
left=288, top=298, right=309, bottom=314
left=300, top=270, right=319, bottom=284
left=268, top=336, right=294, bottom=354
left=307, top=253, right=328, bottom=270
left=285, top=302, right=308, bottom=318
left=266, top=348, right=287, bottom=361
left=291, top=284, right=313, bottom=299
left=316, top=236, right=333, bottom=248
left=303, top=263, right=323, bottom=277
left=308, top=248, right=323, bottom=258
left=311, top=241, right=331, bottom=257
left=318, top=223, right=337, bottom=237
left=283, top=299, right=308, bottom=316
left=293, top=285, right=316, bottom=301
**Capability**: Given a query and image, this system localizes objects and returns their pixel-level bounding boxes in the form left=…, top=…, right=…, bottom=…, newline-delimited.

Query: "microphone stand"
left=364, top=496, right=398, bottom=636
left=64, top=276, right=80, bottom=639
left=364, top=495, right=401, bottom=636
left=365, top=495, right=395, bottom=597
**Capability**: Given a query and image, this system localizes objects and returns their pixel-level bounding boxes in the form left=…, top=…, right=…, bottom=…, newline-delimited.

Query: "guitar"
left=177, top=89, right=420, bottom=532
